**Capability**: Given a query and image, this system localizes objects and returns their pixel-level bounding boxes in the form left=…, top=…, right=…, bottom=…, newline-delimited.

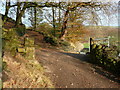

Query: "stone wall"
left=90, top=43, right=120, bottom=75
left=18, top=37, right=35, bottom=60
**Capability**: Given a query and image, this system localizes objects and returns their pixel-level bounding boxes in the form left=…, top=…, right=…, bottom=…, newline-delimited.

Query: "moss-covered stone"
left=92, top=44, right=97, bottom=49
left=97, top=45, right=103, bottom=49
left=104, top=47, right=111, bottom=51
left=25, top=47, right=35, bottom=60
left=2, top=28, right=22, bottom=56
left=25, top=37, right=34, bottom=47
left=90, top=43, right=119, bottom=75
left=18, top=47, right=26, bottom=53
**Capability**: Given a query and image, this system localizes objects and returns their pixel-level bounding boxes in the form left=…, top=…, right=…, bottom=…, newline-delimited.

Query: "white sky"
left=0, top=1, right=119, bottom=27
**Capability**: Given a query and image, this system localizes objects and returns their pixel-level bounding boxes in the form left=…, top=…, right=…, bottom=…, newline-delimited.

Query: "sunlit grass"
left=83, top=43, right=89, bottom=48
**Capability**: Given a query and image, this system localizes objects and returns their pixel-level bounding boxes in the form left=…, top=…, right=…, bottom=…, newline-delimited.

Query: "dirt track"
left=36, top=48, right=120, bottom=88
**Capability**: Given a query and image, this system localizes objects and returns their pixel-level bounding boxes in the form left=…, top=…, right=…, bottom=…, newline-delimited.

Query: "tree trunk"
left=59, top=3, right=82, bottom=40
left=59, top=8, right=69, bottom=40
left=3, top=1, right=10, bottom=22
left=52, top=6, right=56, bottom=36
left=16, top=2, right=21, bottom=26
left=16, top=3, right=27, bottom=27
left=34, top=7, right=37, bottom=30
left=59, top=2, right=61, bottom=27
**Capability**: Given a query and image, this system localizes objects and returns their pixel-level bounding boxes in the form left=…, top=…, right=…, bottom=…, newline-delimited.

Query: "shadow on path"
left=93, top=66, right=120, bottom=84
left=60, top=51, right=120, bottom=84
left=61, top=52, right=90, bottom=62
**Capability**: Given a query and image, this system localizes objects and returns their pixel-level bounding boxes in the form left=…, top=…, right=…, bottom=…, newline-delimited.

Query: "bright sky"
left=0, top=1, right=119, bottom=27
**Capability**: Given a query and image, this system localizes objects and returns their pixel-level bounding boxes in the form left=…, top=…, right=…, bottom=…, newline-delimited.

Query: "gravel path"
left=36, top=48, right=120, bottom=88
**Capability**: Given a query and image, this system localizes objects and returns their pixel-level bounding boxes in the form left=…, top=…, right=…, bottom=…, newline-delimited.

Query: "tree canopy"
left=1, top=1, right=117, bottom=40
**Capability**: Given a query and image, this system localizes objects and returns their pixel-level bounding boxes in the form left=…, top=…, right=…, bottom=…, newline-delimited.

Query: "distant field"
left=85, top=26, right=118, bottom=38
left=80, top=26, right=119, bottom=51
left=80, top=26, right=118, bottom=42
left=83, top=43, right=89, bottom=48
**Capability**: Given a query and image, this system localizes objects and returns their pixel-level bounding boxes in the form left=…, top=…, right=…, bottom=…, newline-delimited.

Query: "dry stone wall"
left=90, top=42, right=120, bottom=75
left=18, top=37, right=35, bottom=60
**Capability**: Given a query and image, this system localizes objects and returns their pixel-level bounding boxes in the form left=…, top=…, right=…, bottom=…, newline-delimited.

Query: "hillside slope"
left=2, top=16, right=54, bottom=88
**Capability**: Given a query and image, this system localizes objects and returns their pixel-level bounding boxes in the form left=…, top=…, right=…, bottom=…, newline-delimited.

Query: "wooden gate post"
left=90, top=38, right=93, bottom=53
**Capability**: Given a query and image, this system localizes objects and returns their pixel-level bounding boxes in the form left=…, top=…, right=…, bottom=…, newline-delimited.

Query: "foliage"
left=2, top=1, right=117, bottom=39
left=36, top=23, right=71, bottom=46
left=36, top=23, right=53, bottom=35
left=2, top=28, right=22, bottom=56
left=36, top=23, right=62, bottom=46
left=3, top=61, right=7, bottom=70
left=28, top=7, right=43, bottom=28
left=59, top=40, right=70, bottom=46
left=65, top=26, right=89, bottom=43
left=16, top=24, right=26, bottom=36
left=44, top=35, right=58, bottom=46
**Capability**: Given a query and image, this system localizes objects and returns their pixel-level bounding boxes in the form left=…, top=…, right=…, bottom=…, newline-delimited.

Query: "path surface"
left=36, top=48, right=120, bottom=88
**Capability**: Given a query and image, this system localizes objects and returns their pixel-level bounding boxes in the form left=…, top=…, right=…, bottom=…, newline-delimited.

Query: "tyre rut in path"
left=35, top=48, right=120, bottom=88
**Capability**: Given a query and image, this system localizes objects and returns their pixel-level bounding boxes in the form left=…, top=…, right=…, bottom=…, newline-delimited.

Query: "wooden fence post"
left=90, top=38, right=93, bottom=53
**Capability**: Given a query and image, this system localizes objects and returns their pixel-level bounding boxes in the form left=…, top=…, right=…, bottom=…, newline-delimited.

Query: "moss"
left=25, top=47, right=35, bottom=60
left=25, top=37, right=34, bottom=47
left=17, top=47, right=26, bottom=53
left=44, top=35, right=58, bottom=46
left=90, top=43, right=119, bottom=75
left=92, top=44, right=97, bottom=49
left=97, top=45, right=103, bottom=49
left=16, top=25, right=26, bottom=36
left=2, top=28, right=22, bottom=56
left=3, top=61, right=7, bottom=70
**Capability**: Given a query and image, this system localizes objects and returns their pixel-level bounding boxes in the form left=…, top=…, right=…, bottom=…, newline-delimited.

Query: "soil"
left=3, top=19, right=119, bottom=88
left=3, top=30, right=120, bottom=88
left=36, top=48, right=120, bottom=88
left=27, top=30, right=120, bottom=88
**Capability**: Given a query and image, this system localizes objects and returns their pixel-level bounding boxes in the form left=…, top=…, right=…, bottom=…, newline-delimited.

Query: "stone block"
left=25, top=37, right=34, bottom=47
left=18, top=47, right=26, bottom=53
left=25, top=47, right=35, bottom=60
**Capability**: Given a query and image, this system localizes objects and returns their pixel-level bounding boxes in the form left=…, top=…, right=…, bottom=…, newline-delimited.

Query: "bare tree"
left=59, top=2, right=117, bottom=40
left=3, top=0, right=11, bottom=22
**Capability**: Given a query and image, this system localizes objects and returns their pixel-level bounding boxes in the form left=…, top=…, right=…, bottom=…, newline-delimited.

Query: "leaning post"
left=90, top=38, right=93, bottom=53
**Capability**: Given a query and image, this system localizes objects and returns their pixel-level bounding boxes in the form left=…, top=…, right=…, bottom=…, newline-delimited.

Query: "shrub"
left=44, top=35, right=58, bottom=46
left=3, top=61, right=7, bottom=70
left=2, top=28, right=22, bottom=56
left=16, top=24, right=26, bottom=36
left=59, top=40, right=70, bottom=46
